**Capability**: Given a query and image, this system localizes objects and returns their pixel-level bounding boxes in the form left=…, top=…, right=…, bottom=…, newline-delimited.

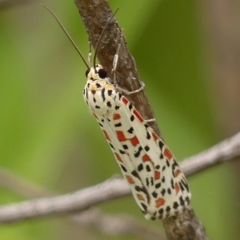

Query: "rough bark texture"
left=74, top=0, right=160, bottom=136
left=74, top=0, right=209, bottom=239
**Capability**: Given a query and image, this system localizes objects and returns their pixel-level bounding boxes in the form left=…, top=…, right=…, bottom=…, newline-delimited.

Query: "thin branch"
left=2, top=1, right=237, bottom=239
left=182, top=131, right=240, bottom=176
left=0, top=170, right=164, bottom=240
left=0, top=131, right=239, bottom=225
left=0, top=177, right=129, bottom=223
left=73, top=1, right=207, bottom=240
left=74, top=0, right=161, bottom=137
left=74, top=209, right=165, bottom=240
left=1, top=131, right=239, bottom=199
left=0, top=168, right=54, bottom=198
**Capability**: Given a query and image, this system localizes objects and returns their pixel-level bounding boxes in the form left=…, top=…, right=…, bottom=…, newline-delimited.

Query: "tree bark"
left=74, top=0, right=209, bottom=239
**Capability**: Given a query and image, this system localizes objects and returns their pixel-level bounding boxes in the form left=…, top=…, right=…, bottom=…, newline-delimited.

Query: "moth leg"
left=116, top=81, right=145, bottom=95
left=112, top=41, right=121, bottom=85
left=88, top=41, right=92, bottom=65
left=112, top=33, right=146, bottom=95
left=145, top=118, right=156, bottom=123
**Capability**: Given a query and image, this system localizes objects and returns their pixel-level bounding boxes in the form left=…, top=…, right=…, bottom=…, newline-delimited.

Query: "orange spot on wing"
left=175, top=183, right=180, bottom=194
left=174, top=169, right=181, bottom=177
left=137, top=194, right=144, bottom=201
left=154, top=171, right=161, bottom=180
left=113, top=113, right=121, bottom=120
left=142, top=154, right=151, bottom=162
left=122, top=97, right=129, bottom=105
left=103, top=130, right=110, bottom=141
left=115, top=153, right=122, bottom=162
left=130, top=136, right=140, bottom=146
left=164, top=148, right=172, bottom=159
left=116, top=131, right=127, bottom=142
left=156, top=198, right=165, bottom=207
left=133, top=109, right=144, bottom=122
left=126, top=175, right=134, bottom=184
left=152, top=132, right=159, bottom=141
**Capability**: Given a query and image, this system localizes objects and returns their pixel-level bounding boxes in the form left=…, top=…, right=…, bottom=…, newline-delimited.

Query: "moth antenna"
left=93, top=8, right=119, bottom=69
left=41, top=4, right=90, bottom=70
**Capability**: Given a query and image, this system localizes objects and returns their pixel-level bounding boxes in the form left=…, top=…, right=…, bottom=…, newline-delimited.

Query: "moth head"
left=86, top=64, right=108, bottom=80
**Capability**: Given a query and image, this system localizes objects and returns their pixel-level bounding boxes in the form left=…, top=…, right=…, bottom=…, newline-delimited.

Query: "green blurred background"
left=0, top=0, right=239, bottom=239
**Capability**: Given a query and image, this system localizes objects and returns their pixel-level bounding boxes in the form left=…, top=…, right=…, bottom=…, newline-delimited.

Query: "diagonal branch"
left=182, top=131, right=240, bottom=177
left=75, top=209, right=165, bottom=240
left=0, top=177, right=129, bottom=223
left=73, top=1, right=207, bottom=240
left=0, top=131, right=239, bottom=228
left=1, top=1, right=240, bottom=239
left=74, top=0, right=161, bottom=137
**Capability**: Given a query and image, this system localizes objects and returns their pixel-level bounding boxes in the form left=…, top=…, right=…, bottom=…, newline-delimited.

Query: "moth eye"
left=98, top=69, right=107, bottom=79
left=85, top=69, right=90, bottom=77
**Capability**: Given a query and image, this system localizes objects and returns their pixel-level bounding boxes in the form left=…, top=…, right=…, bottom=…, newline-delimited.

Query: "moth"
left=43, top=5, right=191, bottom=220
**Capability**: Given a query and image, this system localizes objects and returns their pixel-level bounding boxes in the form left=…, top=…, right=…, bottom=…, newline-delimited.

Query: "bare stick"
left=182, top=131, right=240, bottom=177
left=74, top=0, right=160, bottom=137
left=0, top=131, right=239, bottom=226
left=0, top=177, right=129, bottom=223
left=73, top=0, right=207, bottom=239
left=74, top=209, right=165, bottom=240
left=0, top=167, right=54, bottom=198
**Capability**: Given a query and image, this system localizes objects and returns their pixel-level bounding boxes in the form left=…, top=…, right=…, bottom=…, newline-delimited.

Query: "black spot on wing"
left=158, top=141, right=164, bottom=150
left=144, top=145, right=150, bottom=151
left=115, top=122, right=122, bottom=128
left=127, top=127, right=134, bottom=134
left=131, top=170, right=140, bottom=179
left=137, top=163, right=143, bottom=172
left=107, top=89, right=113, bottom=96
left=120, top=164, right=127, bottom=172
left=101, top=88, right=106, bottom=101
left=134, top=146, right=143, bottom=158
left=123, top=144, right=128, bottom=150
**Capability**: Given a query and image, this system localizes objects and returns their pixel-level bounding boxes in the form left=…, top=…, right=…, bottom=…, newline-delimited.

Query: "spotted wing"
left=92, top=111, right=154, bottom=215
left=83, top=66, right=190, bottom=219
left=105, top=93, right=191, bottom=219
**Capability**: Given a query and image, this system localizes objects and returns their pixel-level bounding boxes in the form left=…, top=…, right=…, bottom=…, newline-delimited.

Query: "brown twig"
left=74, top=0, right=160, bottom=136
left=74, top=0, right=207, bottom=239
left=74, top=209, right=165, bottom=240
left=0, top=130, right=240, bottom=237
left=0, top=177, right=130, bottom=223
left=0, top=168, right=54, bottom=198
left=0, top=132, right=240, bottom=239
left=182, top=131, right=240, bottom=177
left=1, top=1, right=238, bottom=239
left=1, top=132, right=239, bottom=194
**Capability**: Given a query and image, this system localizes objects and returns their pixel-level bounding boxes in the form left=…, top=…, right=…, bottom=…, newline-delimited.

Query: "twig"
left=0, top=168, right=54, bottom=198
left=1, top=1, right=238, bottom=239
left=73, top=1, right=207, bottom=240
left=74, top=209, right=165, bottom=240
left=0, top=177, right=129, bottom=223
left=74, top=0, right=161, bottom=137
left=182, top=131, right=240, bottom=177
left=0, top=131, right=239, bottom=227
left=0, top=170, right=163, bottom=240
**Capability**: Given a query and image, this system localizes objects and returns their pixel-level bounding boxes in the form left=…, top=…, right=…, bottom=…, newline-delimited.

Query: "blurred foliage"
left=0, top=0, right=237, bottom=239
